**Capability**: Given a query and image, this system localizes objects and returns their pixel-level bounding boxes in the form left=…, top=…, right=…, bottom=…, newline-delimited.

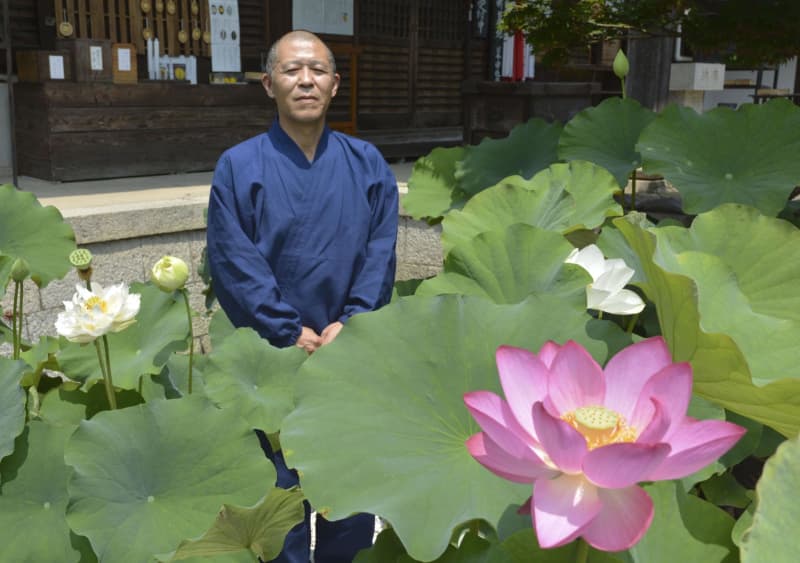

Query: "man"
left=206, top=30, right=398, bottom=562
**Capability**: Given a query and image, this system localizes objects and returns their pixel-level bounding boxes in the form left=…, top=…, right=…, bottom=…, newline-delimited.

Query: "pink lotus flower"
left=464, top=337, right=745, bottom=551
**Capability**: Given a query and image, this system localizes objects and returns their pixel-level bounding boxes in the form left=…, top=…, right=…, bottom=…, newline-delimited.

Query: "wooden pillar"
left=627, top=35, right=675, bottom=111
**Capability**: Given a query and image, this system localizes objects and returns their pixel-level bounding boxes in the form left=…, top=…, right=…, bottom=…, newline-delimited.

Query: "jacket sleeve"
left=339, top=156, right=399, bottom=322
left=207, top=153, right=303, bottom=347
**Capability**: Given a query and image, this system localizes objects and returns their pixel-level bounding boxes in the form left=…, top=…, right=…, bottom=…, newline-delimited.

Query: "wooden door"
left=356, top=0, right=469, bottom=130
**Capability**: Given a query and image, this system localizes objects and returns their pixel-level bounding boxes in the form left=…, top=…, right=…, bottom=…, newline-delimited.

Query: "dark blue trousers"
left=256, top=431, right=375, bottom=563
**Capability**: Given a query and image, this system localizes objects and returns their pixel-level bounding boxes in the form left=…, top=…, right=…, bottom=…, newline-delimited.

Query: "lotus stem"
left=630, top=169, right=637, bottom=212
left=28, top=386, right=40, bottom=419
left=181, top=289, right=194, bottom=394
left=12, top=280, right=20, bottom=359
left=620, top=76, right=626, bottom=99
left=575, top=538, right=589, bottom=563
left=626, top=313, right=640, bottom=333
left=95, top=337, right=117, bottom=410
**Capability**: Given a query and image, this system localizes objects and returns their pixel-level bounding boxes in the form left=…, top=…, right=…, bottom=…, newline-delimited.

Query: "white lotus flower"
left=565, top=244, right=645, bottom=315
left=55, top=283, right=141, bottom=343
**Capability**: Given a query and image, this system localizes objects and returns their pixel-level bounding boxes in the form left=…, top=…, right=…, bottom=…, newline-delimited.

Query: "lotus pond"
left=1, top=96, right=799, bottom=562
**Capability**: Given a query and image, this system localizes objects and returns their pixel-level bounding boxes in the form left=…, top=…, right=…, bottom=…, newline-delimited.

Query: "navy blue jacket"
left=207, top=121, right=398, bottom=347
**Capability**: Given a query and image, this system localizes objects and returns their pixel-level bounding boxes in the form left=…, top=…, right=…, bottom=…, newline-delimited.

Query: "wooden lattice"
left=53, top=0, right=211, bottom=57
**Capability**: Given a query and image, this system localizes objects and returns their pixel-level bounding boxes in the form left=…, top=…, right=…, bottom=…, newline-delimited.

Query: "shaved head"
left=264, top=30, right=336, bottom=77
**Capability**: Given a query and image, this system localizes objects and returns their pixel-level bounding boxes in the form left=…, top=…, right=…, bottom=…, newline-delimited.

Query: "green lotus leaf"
left=616, top=208, right=800, bottom=436
left=740, top=434, right=800, bottom=563
left=0, top=421, right=96, bottom=562
left=20, top=335, right=61, bottom=388
left=558, top=97, right=657, bottom=188
left=209, top=307, right=236, bottom=348
left=358, top=528, right=512, bottom=563
left=455, top=119, right=562, bottom=196
left=0, top=358, right=26, bottom=462
left=497, top=529, right=623, bottom=563
left=140, top=353, right=208, bottom=401
left=203, top=328, right=307, bottom=433
left=64, top=395, right=273, bottom=563
left=417, top=224, right=590, bottom=304
left=442, top=162, right=622, bottom=255
left=159, top=487, right=305, bottom=562
left=700, top=472, right=752, bottom=510
left=0, top=184, right=76, bottom=290
left=637, top=100, right=800, bottom=215
left=404, top=147, right=470, bottom=220
left=57, top=282, right=188, bottom=390
left=627, top=481, right=735, bottom=563
left=280, top=294, right=628, bottom=561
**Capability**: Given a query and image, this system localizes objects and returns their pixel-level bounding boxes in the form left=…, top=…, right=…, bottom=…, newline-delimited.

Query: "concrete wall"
left=1, top=196, right=443, bottom=351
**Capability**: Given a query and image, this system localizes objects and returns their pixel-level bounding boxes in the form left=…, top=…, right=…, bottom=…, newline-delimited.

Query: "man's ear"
left=331, top=72, right=341, bottom=98
left=262, top=73, right=274, bottom=98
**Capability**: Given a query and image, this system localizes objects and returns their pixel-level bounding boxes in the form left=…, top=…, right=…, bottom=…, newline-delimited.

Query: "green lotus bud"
left=69, top=248, right=93, bottom=270
left=613, top=49, right=629, bottom=80
left=10, top=258, right=30, bottom=282
left=151, top=255, right=189, bottom=292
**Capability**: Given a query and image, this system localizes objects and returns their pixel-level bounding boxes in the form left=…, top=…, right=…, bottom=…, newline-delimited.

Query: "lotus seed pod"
left=69, top=248, right=93, bottom=270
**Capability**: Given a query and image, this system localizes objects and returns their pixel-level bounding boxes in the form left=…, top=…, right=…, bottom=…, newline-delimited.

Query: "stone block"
left=403, top=220, right=442, bottom=267
left=1, top=279, right=42, bottom=315
left=395, top=261, right=441, bottom=282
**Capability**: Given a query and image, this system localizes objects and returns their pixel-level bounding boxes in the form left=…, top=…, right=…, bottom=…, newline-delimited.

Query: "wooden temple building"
left=2, top=1, right=605, bottom=182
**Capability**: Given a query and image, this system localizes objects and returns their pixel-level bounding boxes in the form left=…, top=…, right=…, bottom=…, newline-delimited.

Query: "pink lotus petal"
left=537, top=341, right=562, bottom=368
left=464, top=391, right=533, bottom=459
left=466, top=433, right=556, bottom=483
left=648, top=418, right=746, bottom=480
left=603, top=337, right=672, bottom=419
left=629, top=363, right=693, bottom=432
left=636, top=399, right=671, bottom=444
left=496, top=346, right=549, bottom=438
left=533, top=474, right=601, bottom=548
left=581, top=485, right=654, bottom=551
left=532, top=402, right=587, bottom=474
left=546, top=341, right=605, bottom=416
left=583, top=443, right=670, bottom=488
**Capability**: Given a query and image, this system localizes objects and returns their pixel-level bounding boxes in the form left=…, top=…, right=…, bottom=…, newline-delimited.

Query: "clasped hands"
left=295, top=321, right=343, bottom=354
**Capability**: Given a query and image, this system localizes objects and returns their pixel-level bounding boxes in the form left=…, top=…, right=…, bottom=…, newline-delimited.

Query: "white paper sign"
left=209, top=0, right=241, bottom=72
left=90, top=46, right=104, bottom=71
left=48, top=55, right=65, bottom=80
left=117, top=48, right=132, bottom=72
left=293, top=0, right=353, bottom=36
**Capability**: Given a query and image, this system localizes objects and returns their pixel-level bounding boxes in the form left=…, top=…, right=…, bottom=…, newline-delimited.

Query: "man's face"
left=263, top=37, right=340, bottom=127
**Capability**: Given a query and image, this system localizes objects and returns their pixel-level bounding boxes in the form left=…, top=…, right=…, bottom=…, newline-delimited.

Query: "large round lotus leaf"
left=615, top=209, right=800, bottom=436
left=0, top=184, right=76, bottom=290
left=498, top=529, right=623, bottom=563
left=203, top=327, right=307, bottom=433
left=442, top=161, right=622, bottom=254
left=558, top=97, right=657, bottom=188
left=57, top=282, right=188, bottom=390
left=0, top=359, right=26, bottom=462
left=417, top=224, right=590, bottom=304
left=64, top=395, right=273, bottom=563
left=0, top=421, right=95, bottom=562
left=740, top=434, right=799, bottom=563
left=637, top=100, right=800, bottom=215
left=280, top=294, right=628, bottom=561
left=159, top=487, right=305, bottom=562
left=627, top=481, right=735, bottom=563
left=455, top=119, right=562, bottom=196
left=404, top=147, right=470, bottom=220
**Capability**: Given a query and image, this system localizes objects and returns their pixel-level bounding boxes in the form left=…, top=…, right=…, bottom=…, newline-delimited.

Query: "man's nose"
left=298, top=66, right=313, bottom=85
